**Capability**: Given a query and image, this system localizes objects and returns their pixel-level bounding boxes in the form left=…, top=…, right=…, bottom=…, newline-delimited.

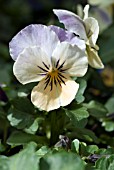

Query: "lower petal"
left=31, top=77, right=79, bottom=112
left=87, top=45, right=104, bottom=69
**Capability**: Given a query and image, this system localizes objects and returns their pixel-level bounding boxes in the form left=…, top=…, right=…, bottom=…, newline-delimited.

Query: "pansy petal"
left=84, top=17, right=99, bottom=46
left=9, top=24, right=59, bottom=60
left=13, top=46, right=52, bottom=84
left=31, top=77, right=79, bottom=111
left=49, top=25, right=86, bottom=50
left=86, top=45, right=104, bottom=69
left=52, top=42, right=88, bottom=77
left=49, top=25, right=74, bottom=42
left=53, top=9, right=87, bottom=40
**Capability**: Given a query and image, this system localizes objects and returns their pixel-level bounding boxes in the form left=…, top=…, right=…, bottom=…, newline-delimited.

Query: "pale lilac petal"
left=52, top=42, right=88, bottom=77
left=53, top=9, right=87, bottom=40
left=9, top=24, right=59, bottom=60
left=49, top=25, right=74, bottom=42
left=49, top=25, right=86, bottom=50
left=13, top=46, right=52, bottom=84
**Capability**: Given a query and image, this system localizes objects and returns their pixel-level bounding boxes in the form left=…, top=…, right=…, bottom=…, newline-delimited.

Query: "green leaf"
left=7, top=97, right=40, bottom=133
left=9, top=142, right=40, bottom=170
left=86, top=145, right=99, bottom=154
left=40, top=152, right=85, bottom=170
left=95, top=154, right=114, bottom=170
left=7, top=108, right=35, bottom=129
left=75, top=79, right=87, bottom=103
left=71, top=139, right=80, bottom=153
left=80, top=128, right=99, bottom=143
left=66, top=103, right=89, bottom=122
left=84, top=101, right=107, bottom=118
left=11, top=97, right=34, bottom=113
left=36, top=146, right=51, bottom=158
left=102, top=121, right=114, bottom=132
left=7, top=131, right=47, bottom=146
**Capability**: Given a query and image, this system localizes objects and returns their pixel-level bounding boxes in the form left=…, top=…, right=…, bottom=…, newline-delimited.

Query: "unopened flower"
left=53, top=5, right=104, bottom=69
left=9, top=24, right=88, bottom=111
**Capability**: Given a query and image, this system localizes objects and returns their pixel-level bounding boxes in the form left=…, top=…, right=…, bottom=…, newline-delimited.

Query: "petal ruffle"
left=49, top=25, right=86, bottom=50
left=86, top=45, right=104, bottom=69
left=31, top=77, right=79, bottom=111
left=13, top=46, right=52, bottom=84
left=52, top=42, right=88, bottom=77
left=53, top=9, right=87, bottom=40
left=9, top=24, right=59, bottom=60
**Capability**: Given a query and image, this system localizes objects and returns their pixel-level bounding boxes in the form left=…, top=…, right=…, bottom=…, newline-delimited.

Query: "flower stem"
left=50, top=110, right=59, bottom=146
left=50, top=109, right=66, bottom=146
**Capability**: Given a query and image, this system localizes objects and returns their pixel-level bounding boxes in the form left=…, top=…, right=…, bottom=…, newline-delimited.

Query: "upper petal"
left=53, top=9, right=87, bottom=40
left=52, top=42, right=88, bottom=77
left=84, top=17, right=99, bottom=46
left=9, top=24, right=59, bottom=60
left=31, top=77, right=79, bottom=111
left=86, top=45, right=104, bottom=69
left=13, top=46, right=52, bottom=84
left=49, top=25, right=86, bottom=50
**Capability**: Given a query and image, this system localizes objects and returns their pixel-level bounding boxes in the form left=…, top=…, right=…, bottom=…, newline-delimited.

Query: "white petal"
left=52, top=42, right=88, bottom=77
left=86, top=45, right=104, bottom=69
left=84, top=17, right=99, bottom=46
left=9, top=24, right=59, bottom=60
left=83, top=4, right=89, bottom=20
left=31, top=77, right=79, bottom=111
left=13, top=46, right=52, bottom=84
left=53, top=9, right=87, bottom=40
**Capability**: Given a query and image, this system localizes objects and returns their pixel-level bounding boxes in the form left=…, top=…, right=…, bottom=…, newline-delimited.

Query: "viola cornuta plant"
left=6, top=3, right=111, bottom=170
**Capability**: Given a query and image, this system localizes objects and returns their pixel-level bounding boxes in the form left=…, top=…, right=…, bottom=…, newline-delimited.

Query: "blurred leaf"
left=86, top=145, right=99, bottom=154
left=95, top=154, right=114, bottom=170
left=36, top=146, right=51, bottom=158
left=11, top=97, right=34, bottom=113
left=75, top=79, right=87, bottom=103
left=99, top=24, right=114, bottom=63
left=80, top=128, right=99, bottom=143
left=84, top=100, right=107, bottom=118
left=0, top=156, right=9, bottom=170
left=0, top=43, right=9, bottom=60
left=7, top=131, right=47, bottom=146
left=102, top=120, right=114, bottom=132
left=40, top=152, right=85, bottom=170
left=105, top=97, right=114, bottom=114
left=9, top=142, right=39, bottom=170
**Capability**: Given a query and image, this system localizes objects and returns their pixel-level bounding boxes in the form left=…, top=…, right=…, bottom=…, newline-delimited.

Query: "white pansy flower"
left=9, top=24, right=88, bottom=111
left=53, top=4, right=104, bottom=69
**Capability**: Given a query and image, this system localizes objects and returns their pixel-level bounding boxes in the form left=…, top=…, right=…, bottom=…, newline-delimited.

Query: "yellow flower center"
left=48, top=69, right=58, bottom=78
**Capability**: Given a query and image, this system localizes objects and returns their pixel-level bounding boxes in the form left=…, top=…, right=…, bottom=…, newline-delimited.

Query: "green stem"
left=50, top=110, right=58, bottom=146
left=50, top=109, right=66, bottom=146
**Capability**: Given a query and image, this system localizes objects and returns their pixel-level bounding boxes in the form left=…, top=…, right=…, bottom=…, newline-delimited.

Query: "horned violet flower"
left=53, top=5, right=104, bottom=69
left=9, top=24, right=88, bottom=111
